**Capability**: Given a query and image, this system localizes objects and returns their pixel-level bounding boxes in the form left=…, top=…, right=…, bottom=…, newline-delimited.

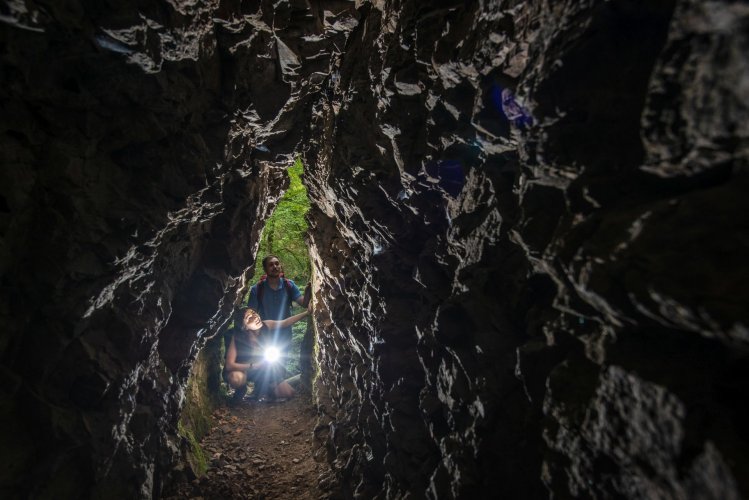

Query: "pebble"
left=292, top=458, right=300, bottom=464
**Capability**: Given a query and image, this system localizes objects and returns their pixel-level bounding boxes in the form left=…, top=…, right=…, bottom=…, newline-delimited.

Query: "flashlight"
left=263, top=346, right=281, bottom=363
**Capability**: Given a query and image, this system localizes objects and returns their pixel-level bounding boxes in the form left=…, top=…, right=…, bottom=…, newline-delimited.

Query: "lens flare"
left=264, top=346, right=281, bottom=363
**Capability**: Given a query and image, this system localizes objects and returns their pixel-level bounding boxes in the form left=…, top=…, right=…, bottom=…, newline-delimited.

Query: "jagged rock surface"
left=0, top=0, right=354, bottom=497
left=304, top=0, right=749, bottom=498
left=1, top=0, right=748, bottom=499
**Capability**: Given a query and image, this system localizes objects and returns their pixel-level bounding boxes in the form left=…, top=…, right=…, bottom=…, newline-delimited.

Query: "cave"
left=1, top=0, right=748, bottom=498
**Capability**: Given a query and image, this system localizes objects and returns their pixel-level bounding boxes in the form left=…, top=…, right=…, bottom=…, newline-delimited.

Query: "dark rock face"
left=304, top=0, right=749, bottom=498
left=0, top=1, right=354, bottom=497
left=1, top=0, right=748, bottom=498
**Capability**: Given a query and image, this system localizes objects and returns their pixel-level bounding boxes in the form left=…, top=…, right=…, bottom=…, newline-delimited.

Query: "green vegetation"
left=253, top=158, right=311, bottom=284
left=178, top=420, right=208, bottom=477
left=251, top=158, right=311, bottom=376
left=179, top=343, right=220, bottom=478
left=285, top=320, right=307, bottom=375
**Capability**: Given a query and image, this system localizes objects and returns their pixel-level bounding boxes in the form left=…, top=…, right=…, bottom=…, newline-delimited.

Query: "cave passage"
left=170, top=156, right=323, bottom=498
left=164, top=394, right=329, bottom=499
left=248, top=157, right=313, bottom=378
left=2, top=1, right=748, bottom=499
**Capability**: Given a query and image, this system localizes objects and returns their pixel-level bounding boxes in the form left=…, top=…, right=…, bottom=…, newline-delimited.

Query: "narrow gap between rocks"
left=165, top=159, right=327, bottom=499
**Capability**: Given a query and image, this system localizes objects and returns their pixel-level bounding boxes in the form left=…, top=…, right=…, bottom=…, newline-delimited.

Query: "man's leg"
left=273, top=380, right=295, bottom=399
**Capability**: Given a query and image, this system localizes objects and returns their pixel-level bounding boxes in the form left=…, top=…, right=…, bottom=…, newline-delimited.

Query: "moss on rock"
left=178, top=334, right=224, bottom=477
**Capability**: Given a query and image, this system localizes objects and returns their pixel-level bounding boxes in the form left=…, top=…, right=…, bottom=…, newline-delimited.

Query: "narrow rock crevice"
left=1, top=1, right=748, bottom=499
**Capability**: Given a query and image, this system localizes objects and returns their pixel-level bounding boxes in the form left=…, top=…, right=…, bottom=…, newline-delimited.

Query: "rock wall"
left=305, top=0, right=749, bottom=498
left=0, top=0, right=355, bottom=497
left=1, top=0, right=748, bottom=498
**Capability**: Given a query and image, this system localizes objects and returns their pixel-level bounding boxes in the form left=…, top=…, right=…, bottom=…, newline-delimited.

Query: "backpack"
left=255, top=274, right=294, bottom=314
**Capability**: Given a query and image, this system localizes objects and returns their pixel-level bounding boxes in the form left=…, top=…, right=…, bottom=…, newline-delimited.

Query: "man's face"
left=264, top=257, right=281, bottom=277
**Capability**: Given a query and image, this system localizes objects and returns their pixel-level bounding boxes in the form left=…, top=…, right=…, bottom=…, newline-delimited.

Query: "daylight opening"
left=249, top=157, right=311, bottom=378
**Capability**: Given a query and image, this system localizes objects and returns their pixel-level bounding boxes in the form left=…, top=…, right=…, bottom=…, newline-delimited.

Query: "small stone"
left=292, top=458, right=300, bottom=464
left=211, top=457, right=227, bottom=468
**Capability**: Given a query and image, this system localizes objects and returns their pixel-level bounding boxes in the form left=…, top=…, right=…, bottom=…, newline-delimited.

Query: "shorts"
left=222, top=364, right=288, bottom=388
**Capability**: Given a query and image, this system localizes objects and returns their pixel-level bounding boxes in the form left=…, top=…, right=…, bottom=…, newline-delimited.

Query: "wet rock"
left=303, top=0, right=749, bottom=499
left=1, top=0, right=747, bottom=498
left=0, top=0, right=357, bottom=497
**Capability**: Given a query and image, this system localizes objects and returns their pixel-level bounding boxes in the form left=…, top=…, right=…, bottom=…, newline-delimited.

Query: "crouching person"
left=223, top=307, right=309, bottom=404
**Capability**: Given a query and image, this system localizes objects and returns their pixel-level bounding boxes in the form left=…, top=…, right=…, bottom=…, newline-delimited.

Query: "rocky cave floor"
left=164, top=394, right=335, bottom=500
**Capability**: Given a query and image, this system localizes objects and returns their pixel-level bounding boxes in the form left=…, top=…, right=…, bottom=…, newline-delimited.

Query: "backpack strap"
left=284, top=278, right=295, bottom=305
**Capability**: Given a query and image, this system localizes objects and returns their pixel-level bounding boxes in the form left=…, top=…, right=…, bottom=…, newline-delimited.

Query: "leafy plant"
left=253, top=158, right=311, bottom=284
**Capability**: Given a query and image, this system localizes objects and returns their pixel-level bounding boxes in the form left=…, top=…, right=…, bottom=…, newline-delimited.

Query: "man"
left=247, top=255, right=305, bottom=360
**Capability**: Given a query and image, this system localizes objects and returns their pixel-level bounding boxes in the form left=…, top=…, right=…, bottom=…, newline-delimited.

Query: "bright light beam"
left=264, top=346, right=281, bottom=363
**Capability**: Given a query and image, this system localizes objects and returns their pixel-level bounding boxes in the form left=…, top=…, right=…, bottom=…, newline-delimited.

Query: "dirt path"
left=168, top=395, right=334, bottom=499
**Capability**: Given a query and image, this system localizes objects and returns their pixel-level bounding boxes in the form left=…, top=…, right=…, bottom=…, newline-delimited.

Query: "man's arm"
left=289, top=280, right=304, bottom=306
left=301, top=283, right=312, bottom=308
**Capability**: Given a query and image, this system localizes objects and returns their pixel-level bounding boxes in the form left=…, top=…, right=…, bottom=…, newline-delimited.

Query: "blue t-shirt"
left=247, top=279, right=302, bottom=347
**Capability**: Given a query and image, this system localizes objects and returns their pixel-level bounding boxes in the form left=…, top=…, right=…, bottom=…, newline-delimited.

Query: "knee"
left=275, top=382, right=295, bottom=398
left=227, top=371, right=246, bottom=388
